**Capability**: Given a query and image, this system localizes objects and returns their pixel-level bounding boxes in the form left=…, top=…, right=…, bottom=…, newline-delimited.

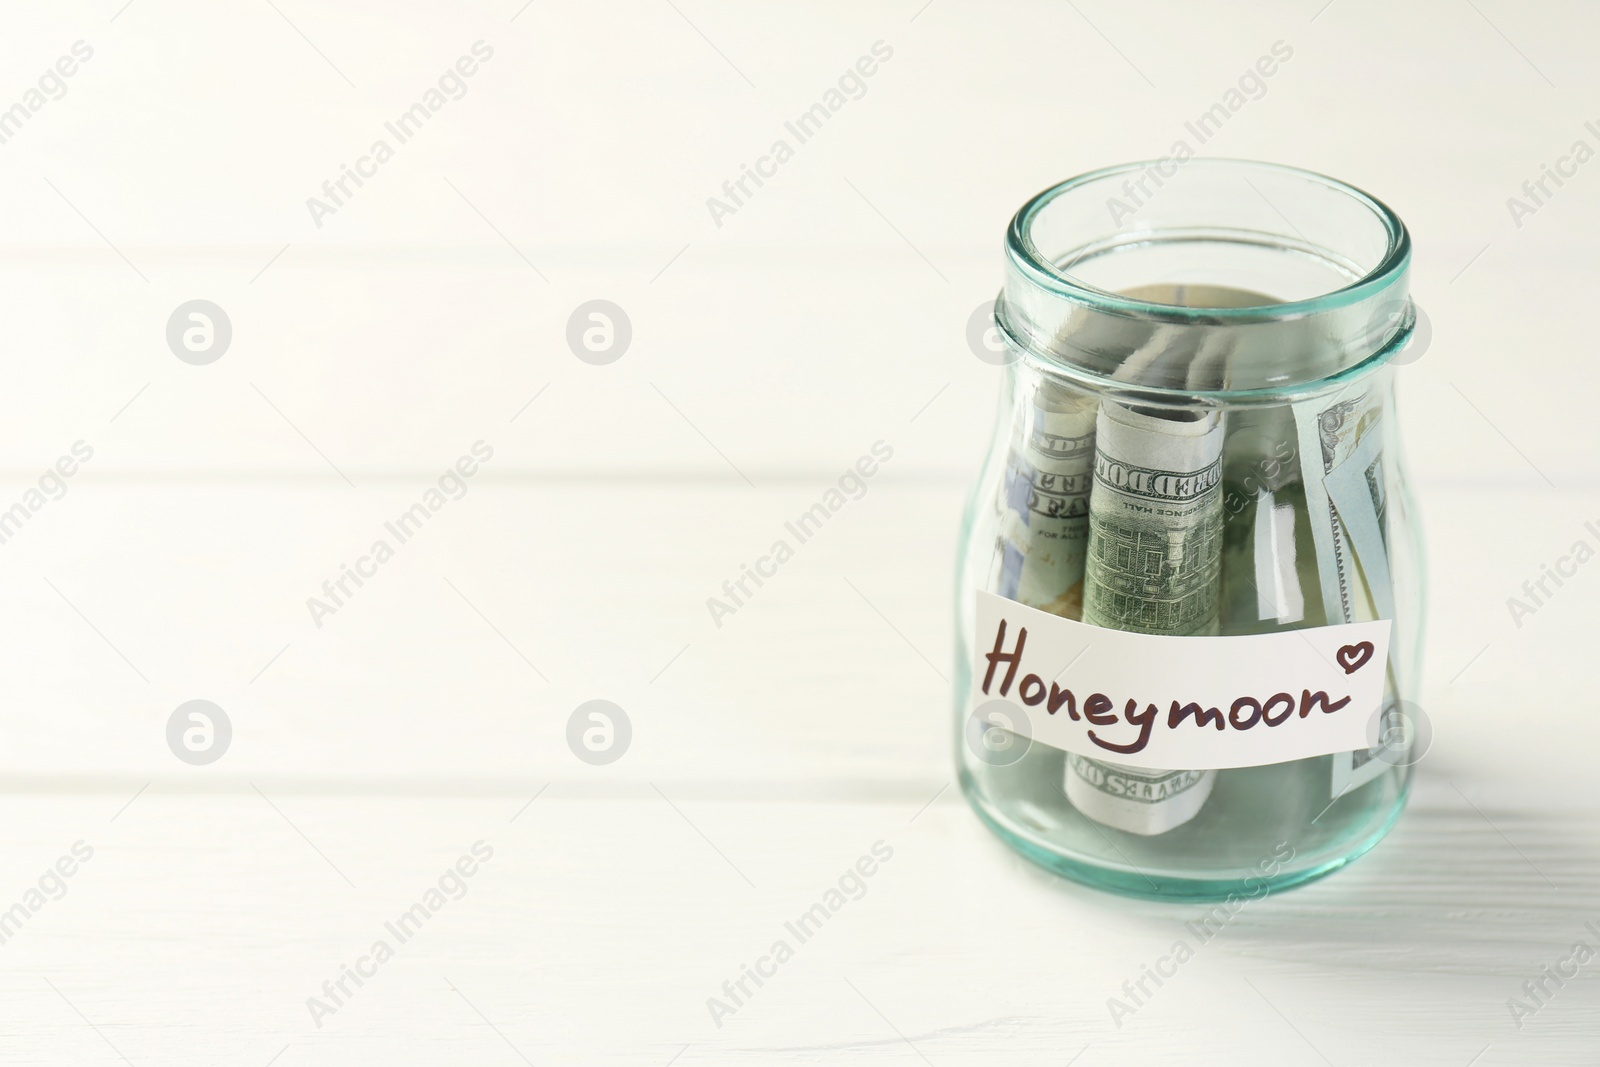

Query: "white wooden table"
left=1, top=1, right=1597, bottom=1062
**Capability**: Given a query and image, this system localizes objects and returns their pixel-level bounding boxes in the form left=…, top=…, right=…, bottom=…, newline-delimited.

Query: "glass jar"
left=955, top=159, right=1423, bottom=900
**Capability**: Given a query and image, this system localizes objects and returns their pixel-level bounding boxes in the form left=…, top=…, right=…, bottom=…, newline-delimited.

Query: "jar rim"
left=1006, top=158, right=1411, bottom=324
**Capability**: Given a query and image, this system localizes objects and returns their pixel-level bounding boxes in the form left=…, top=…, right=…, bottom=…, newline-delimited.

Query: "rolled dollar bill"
left=1069, top=400, right=1226, bottom=835
left=1065, top=757, right=1215, bottom=836
left=1012, top=382, right=1098, bottom=617
left=985, top=381, right=1098, bottom=802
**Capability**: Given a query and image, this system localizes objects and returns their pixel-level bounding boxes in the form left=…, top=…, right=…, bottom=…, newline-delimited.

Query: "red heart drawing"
left=1337, top=641, right=1374, bottom=675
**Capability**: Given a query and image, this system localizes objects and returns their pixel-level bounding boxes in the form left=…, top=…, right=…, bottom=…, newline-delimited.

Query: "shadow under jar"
left=955, top=160, right=1424, bottom=901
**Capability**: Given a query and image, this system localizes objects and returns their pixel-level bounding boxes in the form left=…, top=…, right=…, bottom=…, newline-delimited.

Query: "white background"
left=0, top=0, right=1596, bottom=1063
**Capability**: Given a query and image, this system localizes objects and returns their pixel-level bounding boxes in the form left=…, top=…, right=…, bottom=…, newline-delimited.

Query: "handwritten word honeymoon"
left=984, top=618, right=1353, bottom=754
left=970, top=592, right=1389, bottom=770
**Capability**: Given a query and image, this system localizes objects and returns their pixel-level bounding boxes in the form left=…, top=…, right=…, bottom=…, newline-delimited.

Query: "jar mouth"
left=999, top=159, right=1413, bottom=402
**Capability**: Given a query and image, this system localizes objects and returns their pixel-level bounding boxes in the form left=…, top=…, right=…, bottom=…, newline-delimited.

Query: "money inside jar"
left=1000, top=283, right=1399, bottom=835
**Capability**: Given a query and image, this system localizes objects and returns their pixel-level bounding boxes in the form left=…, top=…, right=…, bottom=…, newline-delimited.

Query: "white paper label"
left=972, top=591, right=1392, bottom=771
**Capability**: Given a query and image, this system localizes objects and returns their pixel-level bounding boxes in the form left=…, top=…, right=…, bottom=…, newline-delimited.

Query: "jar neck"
left=998, top=160, right=1412, bottom=404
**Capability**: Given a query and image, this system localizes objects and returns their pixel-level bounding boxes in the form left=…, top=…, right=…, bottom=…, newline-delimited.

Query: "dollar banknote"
left=997, top=380, right=1098, bottom=617
left=984, top=381, right=1098, bottom=807
left=1295, top=384, right=1391, bottom=625
left=1292, top=383, right=1402, bottom=797
left=1068, top=400, right=1227, bottom=835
